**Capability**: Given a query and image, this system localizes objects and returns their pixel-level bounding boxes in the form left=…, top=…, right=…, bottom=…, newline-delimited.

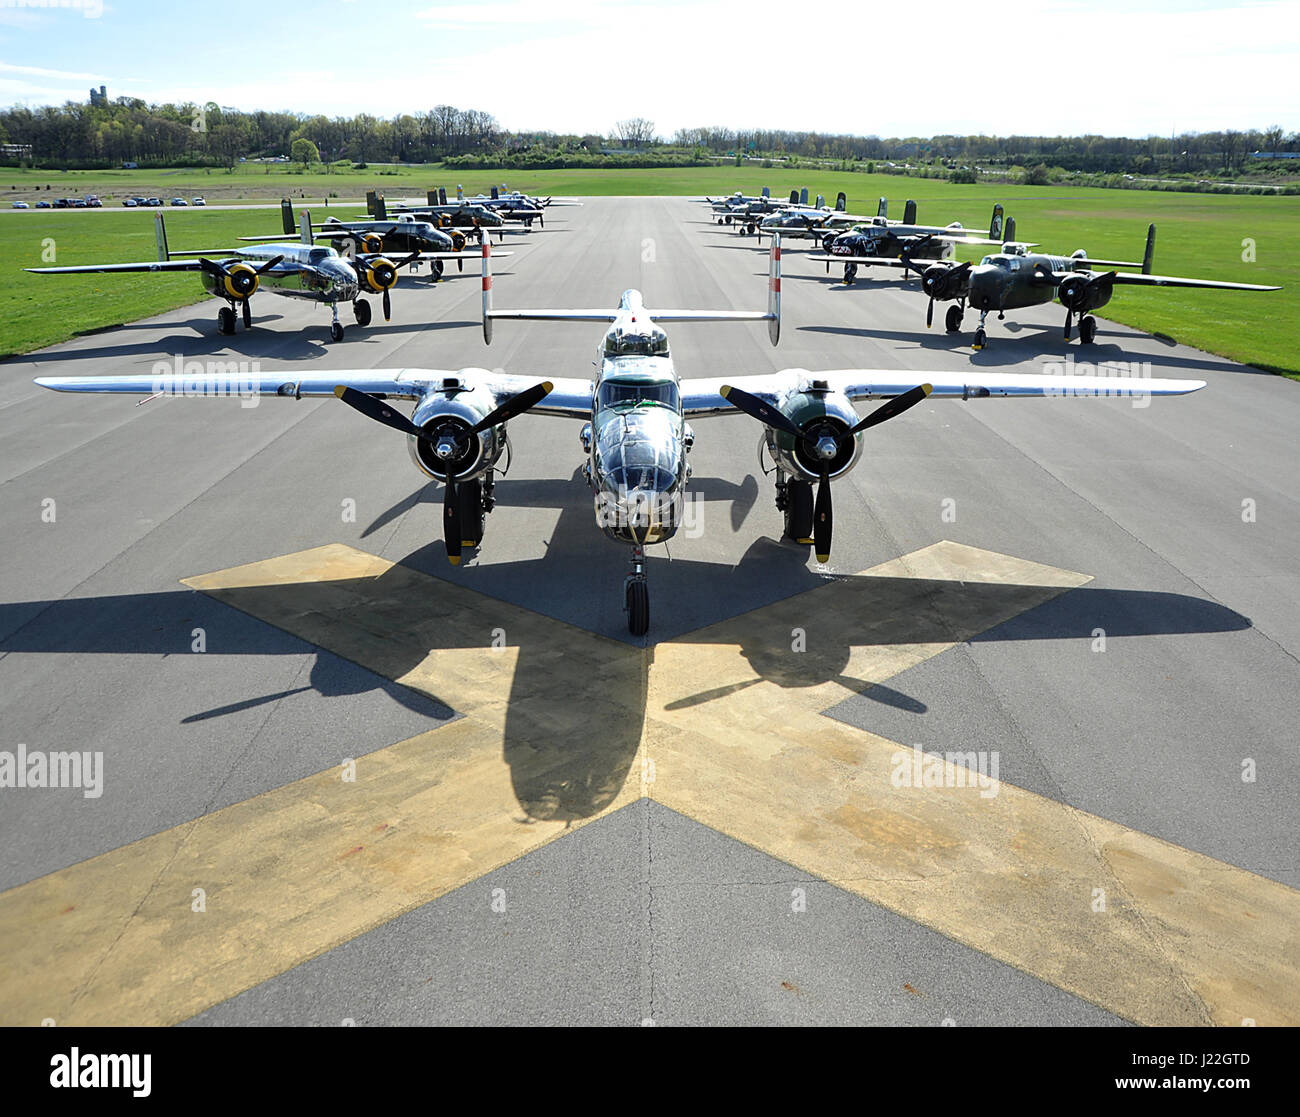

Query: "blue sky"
left=2, top=0, right=1297, bottom=137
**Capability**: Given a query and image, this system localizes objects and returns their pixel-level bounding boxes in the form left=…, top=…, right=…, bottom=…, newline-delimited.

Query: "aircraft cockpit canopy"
left=604, top=324, right=670, bottom=358
left=597, top=378, right=680, bottom=410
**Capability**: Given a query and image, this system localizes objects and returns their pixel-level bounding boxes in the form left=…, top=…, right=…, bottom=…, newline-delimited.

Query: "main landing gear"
left=625, top=543, right=649, bottom=636
left=775, top=474, right=815, bottom=546
left=843, top=262, right=858, bottom=285
left=352, top=298, right=372, bottom=327
left=945, top=303, right=964, bottom=333
left=217, top=304, right=237, bottom=336
left=1077, top=315, right=1097, bottom=344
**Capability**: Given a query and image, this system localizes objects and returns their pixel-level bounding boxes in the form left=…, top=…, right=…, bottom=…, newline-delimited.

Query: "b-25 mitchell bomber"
left=814, top=223, right=1281, bottom=347
left=25, top=211, right=421, bottom=341
left=32, top=235, right=1209, bottom=635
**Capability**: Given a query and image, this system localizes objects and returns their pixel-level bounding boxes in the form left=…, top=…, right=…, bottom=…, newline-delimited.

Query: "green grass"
left=1, top=167, right=1296, bottom=375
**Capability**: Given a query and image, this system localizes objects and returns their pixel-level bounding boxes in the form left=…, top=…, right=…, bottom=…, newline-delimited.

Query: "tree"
left=613, top=118, right=656, bottom=148
left=291, top=137, right=320, bottom=167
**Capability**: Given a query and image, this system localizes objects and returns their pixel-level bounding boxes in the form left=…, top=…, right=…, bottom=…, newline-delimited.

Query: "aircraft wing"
left=32, top=368, right=596, bottom=419
left=1105, top=272, right=1280, bottom=291
left=806, top=254, right=929, bottom=269
left=26, top=259, right=206, bottom=274
left=679, top=368, right=1206, bottom=417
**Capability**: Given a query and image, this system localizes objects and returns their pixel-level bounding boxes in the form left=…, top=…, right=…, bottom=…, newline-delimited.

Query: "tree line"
left=1, top=97, right=1295, bottom=176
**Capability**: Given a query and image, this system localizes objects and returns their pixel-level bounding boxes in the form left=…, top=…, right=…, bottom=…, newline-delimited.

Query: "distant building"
left=89, top=85, right=107, bottom=106
left=1250, top=150, right=1300, bottom=159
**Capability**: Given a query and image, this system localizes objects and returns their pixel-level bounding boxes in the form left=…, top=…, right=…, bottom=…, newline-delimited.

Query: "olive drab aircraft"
left=24, top=211, right=420, bottom=341
left=815, top=203, right=1015, bottom=283
left=237, top=200, right=501, bottom=281
left=32, top=235, right=1211, bottom=637
left=370, top=189, right=513, bottom=244
left=816, top=222, right=1281, bottom=348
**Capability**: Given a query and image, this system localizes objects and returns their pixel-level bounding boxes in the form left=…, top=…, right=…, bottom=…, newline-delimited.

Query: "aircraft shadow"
left=798, top=323, right=1253, bottom=373
left=2, top=459, right=1252, bottom=822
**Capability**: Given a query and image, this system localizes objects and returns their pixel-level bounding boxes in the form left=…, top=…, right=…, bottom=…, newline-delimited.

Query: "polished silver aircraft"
left=32, top=234, right=1207, bottom=635
left=25, top=211, right=420, bottom=341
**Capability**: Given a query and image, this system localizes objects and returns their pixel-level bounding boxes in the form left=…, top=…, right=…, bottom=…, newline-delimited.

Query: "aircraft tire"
left=783, top=479, right=814, bottom=544
left=432, top=259, right=444, bottom=281
left=945, top=305, right=963, bottom=333
left=626, top=580, right=650, bottom=636
left=1079, top=316, right=1097, bottom=344
left=218, top=306, right=236, bottom=335
left=458, top=481, right=485, bottom=548
left=353, top=299, right=372, bottom=327
left=330, top=321, right=345, bottom=343
left=973, top=327, right=987, bottom=350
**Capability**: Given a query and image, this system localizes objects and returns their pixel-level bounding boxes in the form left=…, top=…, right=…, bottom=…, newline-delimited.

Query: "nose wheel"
left=624, top=544, right=649, bottom=636
left=973, top=310, right=989, bottom=350
left=329, top=301, right=345, bottom=343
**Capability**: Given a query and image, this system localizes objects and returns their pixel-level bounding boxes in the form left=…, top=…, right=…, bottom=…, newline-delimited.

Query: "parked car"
left=123, top=198, right=137, bottom=207
left=86, top=195, right=102, bottom=207
left=35, top=200, right=51, bottom=208
left=53, top=198, right=71, bottom=208
left=145, top=197, right=162, bottom=207
left=192, top=196, right=206, bottom=206
left=11, top=200, right=29, bottom=209
left=72, top=199, right=88, bottom=208
left=169, top=197, right=188, bottom=206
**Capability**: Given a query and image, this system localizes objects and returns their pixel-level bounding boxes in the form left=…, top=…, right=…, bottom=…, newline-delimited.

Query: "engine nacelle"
left=761, top=381, right=864, bottom=482
left=223, top=262, right=259, bottom=301
left=921, top=262, right=967, bottom=302
left=406, top=379, right=507, bottom=483
left=359, top=257, right=398, bottom=294
left=1058, top=272, right=1114, bottom=313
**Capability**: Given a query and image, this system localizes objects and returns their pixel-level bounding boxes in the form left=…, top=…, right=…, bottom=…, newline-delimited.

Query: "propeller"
left=900, top=234, right=936, bottom=279
left=720, top=383, right=932, bottom=563
left=333, top=380, right=553, bottom=566
left=198, top=254, right=282, bottom=323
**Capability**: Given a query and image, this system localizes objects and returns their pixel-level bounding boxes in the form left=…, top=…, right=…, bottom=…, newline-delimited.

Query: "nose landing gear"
left=625, top=543, right=649, bottom=636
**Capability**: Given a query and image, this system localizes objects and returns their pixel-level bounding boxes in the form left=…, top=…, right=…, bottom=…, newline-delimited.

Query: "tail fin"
left=835, top=191, right=847, bottom=211
left=365, top=190, right=378, bottom=217
left=373, top=192, right=387, bottom=221
left=789, top=189, right=799, bottom=204
left=761, top=186, right=770, bottom=198
left=281, top=198, right=295, bottom=235
left=439, top=186, right=448, bottom=205
left=1003, top=216, right=1016, bottom=245
left=427, top=189, right=438, bottom=206
left=154, top=212, right=169, bottom=261
left=989, top=203, right=1004, bottom=241
left=490, top=186, right=499, bottom=200
left=799, top=187, right=809, bottom=206
left=456, top=185, right=464, bottom=201
left=815, top=193, right=825, bottom=209
left=299, top=210, right=313, bottom=245
left=481, top=237, right=494, bottom=345
left=877, top=197, right=888, bottom=218
left=767, top=233, right=781, bottom=347
left=903, top=199, right=917, bottom=225
left=1143, top=224, right=1156, bottom=274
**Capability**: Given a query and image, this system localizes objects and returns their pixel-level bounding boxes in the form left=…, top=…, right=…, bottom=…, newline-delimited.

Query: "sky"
left=1, top=0, right=1297, bottom=138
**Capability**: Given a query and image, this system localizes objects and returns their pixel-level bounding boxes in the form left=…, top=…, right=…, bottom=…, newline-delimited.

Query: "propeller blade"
left=926, top=297, right=934, bottom=328
left=813, top=465, right=832, bottom=564
left=382, top=287, right=391, bottom=321
left=1064, top=308, right=1074, bottom=341
left=197, top=257, right=227, bottom=278
left=333, top=386, right=424, bottom=439
left=255, top=254, right=284, bottom=275
left=444, top=477, right=462, bottom=566
left=467, top=381, right=553, bottom=436
left=718, top=384, right=803, bottom=441
left=848, top=384, right=932, bottom=436
left=241, top=299, right=252, bottom=328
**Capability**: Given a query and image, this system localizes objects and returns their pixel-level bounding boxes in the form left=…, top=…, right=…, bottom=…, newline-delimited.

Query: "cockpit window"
left=604, top=327, right=669, bottom=357
left=308, top=247, right=334, bottom=264
left=598, top=379, right=679, bottom=409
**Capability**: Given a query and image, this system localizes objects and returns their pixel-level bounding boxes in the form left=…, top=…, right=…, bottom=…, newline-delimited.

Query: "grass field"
left=2, top=166, right=1295, bottom=375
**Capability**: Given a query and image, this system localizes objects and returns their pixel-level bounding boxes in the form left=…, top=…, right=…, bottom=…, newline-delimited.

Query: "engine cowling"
left=1058, top=272, right=1115, bottom=313
left=921, top=261, right=968, bottom=302
left=359, top=256, right=398, bottom=294
left=761, top=382, right=864, bottom=482
left=223, top=262, right=259, bottom=300
left=407, top=380, right=507, bottom=482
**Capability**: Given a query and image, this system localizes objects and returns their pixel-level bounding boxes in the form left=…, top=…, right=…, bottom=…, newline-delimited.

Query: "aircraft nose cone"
left=968, top=265, right=1004, bottom=309
left=434, top=436, right=459, bottom=460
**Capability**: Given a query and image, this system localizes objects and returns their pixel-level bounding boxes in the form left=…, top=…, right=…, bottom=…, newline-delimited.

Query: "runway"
left=1, top=196, right=1297, bottom=1026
